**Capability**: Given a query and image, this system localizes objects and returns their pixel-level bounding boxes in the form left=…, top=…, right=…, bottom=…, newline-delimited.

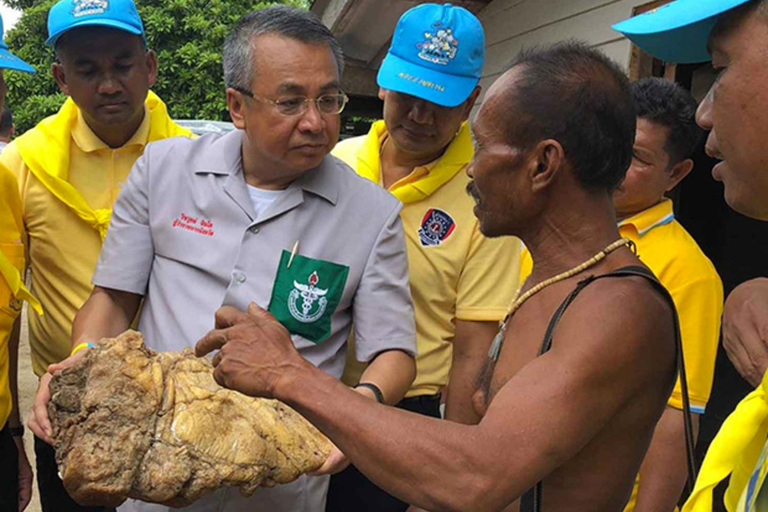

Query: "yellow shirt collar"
left=71, top=105, right=151, bottom=153
left=358, top=120, right=472, bottom=202
left=378, top=130, right=438, bottom=190
left=619, top=198, right=675, bottom=237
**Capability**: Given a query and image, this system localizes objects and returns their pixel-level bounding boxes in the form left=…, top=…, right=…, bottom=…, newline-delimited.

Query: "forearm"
left=8, top=317, right=22, bottom=427
left=278, top=364, right=500, bottom=512
left=723, top=278, right=768, bottom=386
left=444, top=320, right=498, bottom=424
left=634, top=407, right=700, bottom=512
left=358, top=349, right=416, bottom=405
left=71, top=286, right=142, bottom=348
left=444, top=356, right=483, bottom=424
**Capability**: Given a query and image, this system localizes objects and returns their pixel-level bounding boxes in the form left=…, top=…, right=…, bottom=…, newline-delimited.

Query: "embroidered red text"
left=172, top=213, right=215, bottom=237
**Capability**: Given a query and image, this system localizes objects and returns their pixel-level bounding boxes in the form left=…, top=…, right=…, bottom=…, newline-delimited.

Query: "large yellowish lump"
left=48, top=331, right=331, bottom=508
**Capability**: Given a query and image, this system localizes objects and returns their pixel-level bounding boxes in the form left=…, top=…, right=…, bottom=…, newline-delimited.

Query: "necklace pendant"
left=488, top=325, right=506, bottom=362
left=490, top=237, right=630, bottom=365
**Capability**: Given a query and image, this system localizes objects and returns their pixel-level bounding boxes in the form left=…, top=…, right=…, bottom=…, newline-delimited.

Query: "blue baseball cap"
left=46, top=0, right=145, bottom=47
left=613, top=0, right=755, bottom=64
left=0, top=15, right=34, bottom=73
left=378, top=3, right=485, bottom=108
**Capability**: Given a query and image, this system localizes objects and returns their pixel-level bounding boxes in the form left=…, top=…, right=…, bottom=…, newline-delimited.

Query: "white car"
left=174, top=120, right=235, bottom=136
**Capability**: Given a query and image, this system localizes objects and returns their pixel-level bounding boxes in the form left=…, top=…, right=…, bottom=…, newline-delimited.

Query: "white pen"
left=287, top=240, right=300, bottom=268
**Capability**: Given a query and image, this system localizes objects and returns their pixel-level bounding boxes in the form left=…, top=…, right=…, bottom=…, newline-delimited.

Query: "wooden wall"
left=475, top=0, right=643, bottom=110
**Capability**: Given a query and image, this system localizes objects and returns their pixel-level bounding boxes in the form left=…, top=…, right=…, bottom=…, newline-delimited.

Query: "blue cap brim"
left=0, top=48, right=35, bottom=73
left=377, top=51, right=478, bottom=108
left=46, top=18, right=143, bottom=46
left=612, top=0, right=754, bottom=64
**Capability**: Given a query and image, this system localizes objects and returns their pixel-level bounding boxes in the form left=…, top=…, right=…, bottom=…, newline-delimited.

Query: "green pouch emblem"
left=268, top=250, right=349, bottom=344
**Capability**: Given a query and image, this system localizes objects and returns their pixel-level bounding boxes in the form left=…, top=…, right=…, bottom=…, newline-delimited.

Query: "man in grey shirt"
left=28, top=6, right=417, bottom=512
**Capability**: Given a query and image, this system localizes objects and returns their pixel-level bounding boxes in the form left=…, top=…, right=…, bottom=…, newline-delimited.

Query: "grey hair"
left=223, top=5, right=344, bottom=90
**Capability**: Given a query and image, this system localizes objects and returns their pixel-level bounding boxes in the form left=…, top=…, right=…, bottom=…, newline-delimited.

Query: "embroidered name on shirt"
left=172, top=213, right=214, bottom=237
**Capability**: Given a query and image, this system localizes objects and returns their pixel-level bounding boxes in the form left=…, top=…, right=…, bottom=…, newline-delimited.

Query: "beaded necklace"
left=488, top=237, right=634, bottom=362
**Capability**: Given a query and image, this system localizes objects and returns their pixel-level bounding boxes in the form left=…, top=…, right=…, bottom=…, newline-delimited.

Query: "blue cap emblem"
left=418, top=24, right=459, bottom=66
left=72, top=0, right=109, bottom=18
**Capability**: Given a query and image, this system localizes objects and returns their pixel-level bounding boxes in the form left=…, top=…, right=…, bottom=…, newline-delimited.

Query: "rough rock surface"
left=48, top=331, right=331, bottom=508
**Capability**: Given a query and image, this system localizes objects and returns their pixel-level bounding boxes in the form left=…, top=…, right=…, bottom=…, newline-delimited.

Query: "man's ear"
left=378, top=87, right=388, bottom=101
left=460, top=86, right=482, bottom=121
left=530, top=139, right=565, bottom=192
left=665, top=158, right=694, bottom=192
left=51, top=62, right=69, bottom=96
left=145, top=49, right=158, bottom=89
left=227, top=88, right=247, bottom=130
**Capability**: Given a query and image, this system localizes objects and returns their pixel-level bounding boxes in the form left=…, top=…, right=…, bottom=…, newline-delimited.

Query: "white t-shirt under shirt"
left=247, top=184, right=286, bottom=219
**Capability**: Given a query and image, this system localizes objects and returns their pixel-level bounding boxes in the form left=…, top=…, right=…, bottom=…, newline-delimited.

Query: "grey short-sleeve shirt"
left=93, top=130, right=416, bottom=379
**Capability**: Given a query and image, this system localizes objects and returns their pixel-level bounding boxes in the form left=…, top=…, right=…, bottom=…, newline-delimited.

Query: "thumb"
left=247, top=301, right=264, bottom=315
left=47, top=361, right=67, bottom=374
left=247, top=302, right=292, bottom=339
left=247, top=302, right=274, bottom=322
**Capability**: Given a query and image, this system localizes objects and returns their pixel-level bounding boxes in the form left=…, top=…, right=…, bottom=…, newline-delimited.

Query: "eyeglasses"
left=233, top=87, right=349, bottom=116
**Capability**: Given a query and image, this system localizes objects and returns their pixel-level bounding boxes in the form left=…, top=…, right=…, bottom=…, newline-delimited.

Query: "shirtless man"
left=195, top=41, right=678, bottom=512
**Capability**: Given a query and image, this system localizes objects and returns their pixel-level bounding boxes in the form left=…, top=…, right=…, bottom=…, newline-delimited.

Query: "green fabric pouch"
left=268, top=250, right=349, bottom=344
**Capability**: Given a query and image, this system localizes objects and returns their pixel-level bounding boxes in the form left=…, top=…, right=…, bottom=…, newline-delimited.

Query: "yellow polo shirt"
left=682, top=370, right=768, bottom=512
left=1, top=109, right=152, bottom=377
left=333, top=121, right=521, bottom=397
left=519, top=199, right=723, bottom=511
left=0, top=165, right=26, bottom=426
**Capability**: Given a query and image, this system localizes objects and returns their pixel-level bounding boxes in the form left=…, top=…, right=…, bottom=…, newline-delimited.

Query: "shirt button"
left=233, top=272, right=246, bottom=284
left=249, top=226, right=260, bottom=234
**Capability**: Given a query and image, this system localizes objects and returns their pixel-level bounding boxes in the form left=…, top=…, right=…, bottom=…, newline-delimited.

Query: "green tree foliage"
left=3, top=0, right=310, bottom=133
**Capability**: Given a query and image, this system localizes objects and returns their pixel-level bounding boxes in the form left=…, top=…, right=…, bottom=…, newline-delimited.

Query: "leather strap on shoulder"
left=519, top=265, right=697, bottom=512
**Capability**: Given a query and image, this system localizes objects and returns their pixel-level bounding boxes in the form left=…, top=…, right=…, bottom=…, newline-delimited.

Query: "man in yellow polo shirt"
left=616, top=78, right=723, bottom=512
left=327, top=5, right=520, bottom=512
left=0, top=13, right=40, bottom=512
left=1, top=165, right=41, bottom=512
left=517, top=77, right=723, bottom=511
left=2, top=1, right=190, bottom=511
left=613, top=2, right=768, bottom=510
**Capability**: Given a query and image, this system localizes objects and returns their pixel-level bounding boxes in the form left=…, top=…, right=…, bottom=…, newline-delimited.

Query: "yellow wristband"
left=70, top=342, right=94, bottom=357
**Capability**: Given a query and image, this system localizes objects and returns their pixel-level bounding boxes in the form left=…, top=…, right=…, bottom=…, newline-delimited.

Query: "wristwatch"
left=355, top=382, right=384, bottom=404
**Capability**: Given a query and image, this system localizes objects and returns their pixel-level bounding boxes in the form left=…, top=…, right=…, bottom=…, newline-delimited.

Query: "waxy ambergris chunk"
left=48, top=330, right=331, bottom=508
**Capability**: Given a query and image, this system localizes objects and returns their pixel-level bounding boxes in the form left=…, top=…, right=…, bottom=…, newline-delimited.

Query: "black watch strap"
left=9, top=426, right=24, bottom=437
left=355, top=382, right=384, bottom=404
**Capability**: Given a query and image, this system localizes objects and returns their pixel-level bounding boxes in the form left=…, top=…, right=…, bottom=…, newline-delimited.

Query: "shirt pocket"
left=267, top=250, right=350, bottom=345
